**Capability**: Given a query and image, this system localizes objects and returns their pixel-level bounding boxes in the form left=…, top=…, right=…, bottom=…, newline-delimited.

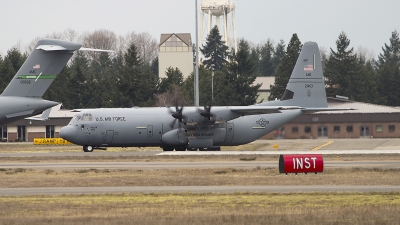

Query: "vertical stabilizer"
left=261, top=42, right=328, bottom=108
left=1, top=39, right=82, bottom=98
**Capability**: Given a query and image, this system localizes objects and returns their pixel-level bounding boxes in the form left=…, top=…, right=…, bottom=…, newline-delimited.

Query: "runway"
left=1, top=149, right=400, bottom=158
left=1, top=161, right=400, bottom=169
left=1, top=144, right=400, bottom=196
left=1, top=185, right=399, bottom=196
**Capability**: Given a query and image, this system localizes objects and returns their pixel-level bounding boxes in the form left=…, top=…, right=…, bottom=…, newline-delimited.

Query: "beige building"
left=158, top=33, right=193, bottom=79
left=254, top=76, right=274, bottom=103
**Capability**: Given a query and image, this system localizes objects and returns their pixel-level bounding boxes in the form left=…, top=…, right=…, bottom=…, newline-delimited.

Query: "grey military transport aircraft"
left=60, top=42, right=352, bottom=152
left=0, top=39, right=112, bottom=126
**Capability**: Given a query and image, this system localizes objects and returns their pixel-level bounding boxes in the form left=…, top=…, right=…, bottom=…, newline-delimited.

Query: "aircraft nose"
left=59, top=126, right=76, bottom=142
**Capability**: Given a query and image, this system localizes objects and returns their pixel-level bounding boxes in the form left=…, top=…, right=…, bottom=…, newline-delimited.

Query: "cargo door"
left=225, top=122, right=234, bottom=142
left=104, top=130, right=114, bottom=144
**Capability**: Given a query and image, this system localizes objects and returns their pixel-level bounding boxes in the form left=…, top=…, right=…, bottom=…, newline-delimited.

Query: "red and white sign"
left=279, top=154, right=324, bottom=174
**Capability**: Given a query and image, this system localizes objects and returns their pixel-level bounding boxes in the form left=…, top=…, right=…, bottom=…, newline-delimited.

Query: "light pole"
left=211, top=63, right=215, bottom=103
left=194, top=0, right=199, bottom=107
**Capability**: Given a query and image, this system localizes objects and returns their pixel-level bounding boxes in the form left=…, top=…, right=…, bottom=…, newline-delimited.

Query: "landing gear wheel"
left=175, top=147, right=186, bottom=151
left=162, top=147, right=174, bottom=151
left=83, top=145, right=94, bottom=152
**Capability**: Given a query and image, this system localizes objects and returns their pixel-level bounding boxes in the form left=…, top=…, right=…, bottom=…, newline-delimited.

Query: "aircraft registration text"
left=95, top=117, right=126, bottom=122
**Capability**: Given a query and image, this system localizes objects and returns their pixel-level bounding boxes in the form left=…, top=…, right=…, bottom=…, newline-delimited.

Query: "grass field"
left=1, top=167, right=400, bottom=187
left=0, top=193, right=399, bottom=225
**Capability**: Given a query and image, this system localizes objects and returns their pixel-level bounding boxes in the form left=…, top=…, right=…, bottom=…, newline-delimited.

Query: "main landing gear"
left=83, top=145, right=94, bottom=152
left=162, top=146, right=221, bottom=151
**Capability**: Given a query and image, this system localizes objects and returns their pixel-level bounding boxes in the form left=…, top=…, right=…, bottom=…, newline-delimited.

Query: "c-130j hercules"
left=60, top=42, right=352, bottom=152
left=0, top=39, right=112, bottom=126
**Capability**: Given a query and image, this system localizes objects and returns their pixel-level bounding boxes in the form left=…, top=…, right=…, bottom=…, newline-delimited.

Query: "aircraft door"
left=104, top=130, right=114, bottom=144
left=143, top=124, right=162, bottom=144
left=225, top=122, right=234, bottom=142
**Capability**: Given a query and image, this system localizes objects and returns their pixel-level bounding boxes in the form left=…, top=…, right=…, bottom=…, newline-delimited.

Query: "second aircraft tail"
left=1, top=39, right=82, bottom=98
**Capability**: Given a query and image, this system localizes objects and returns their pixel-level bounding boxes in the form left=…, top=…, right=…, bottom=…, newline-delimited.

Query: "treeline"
left=0, top=28, right=399, bottom=108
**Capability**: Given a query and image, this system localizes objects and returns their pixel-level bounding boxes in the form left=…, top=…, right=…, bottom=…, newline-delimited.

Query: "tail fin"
left=261, top=42, right=328, bottom=108
left=1, top=39, right=82, bottom=98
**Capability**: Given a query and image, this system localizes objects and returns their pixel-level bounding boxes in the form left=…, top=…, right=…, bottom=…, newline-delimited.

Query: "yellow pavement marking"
left=311, top=140, right=334, bottom=151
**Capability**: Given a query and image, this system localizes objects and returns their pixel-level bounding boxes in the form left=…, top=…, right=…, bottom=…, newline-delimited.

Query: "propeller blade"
left=200, top=105, right=214, bottom=121
left=169, top=102, right=185, bottom=127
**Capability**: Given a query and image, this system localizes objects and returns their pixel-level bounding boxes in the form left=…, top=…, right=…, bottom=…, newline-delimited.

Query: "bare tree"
left=81, top=29, right=118, bottom=62
left=154, top=84, right=188, bottom=107
left=356, top=46, right=375, bottom=62
left=82, top=29, right=117, bottom=50
left=121, top=31, right=158, bottom=65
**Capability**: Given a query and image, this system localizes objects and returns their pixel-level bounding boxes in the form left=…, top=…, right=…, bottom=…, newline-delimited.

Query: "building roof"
left=316, top=98, right=400, bottom=114
left=159, top=33, right=192, bottom=47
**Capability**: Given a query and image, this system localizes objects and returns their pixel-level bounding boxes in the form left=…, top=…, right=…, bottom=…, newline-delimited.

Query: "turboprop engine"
left=161, top=128, right=188, bottom=146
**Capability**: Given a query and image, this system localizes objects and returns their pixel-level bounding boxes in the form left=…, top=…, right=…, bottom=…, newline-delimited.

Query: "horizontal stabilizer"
left=79, top=47, right=115, bottom=53
left=25, top=107, right=52, bottom=121
left=35, top=45, right=68, bottom=51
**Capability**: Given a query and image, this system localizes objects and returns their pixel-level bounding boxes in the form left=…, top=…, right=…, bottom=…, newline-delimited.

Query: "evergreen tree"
left=269, top=34, right=301, bottom=100
left=116, top=43, right=157, bottom=107
left=258, top=40, right=275, bottom=76
left=182, top=65, right=213, bottom=106
left=67, top=51, right=89, bottom=108
left=216, top=39, right=260, bottom=106
left=150, top=57, right=159, bottom=77
left=200, top=25, right=229, bottom=71
left=43, top=67, right=71, bottom=107
left=376, top=31, right=400, bottom=106
left=85, top=52, right=117, bottom=108
left=324, top=32, right=362, bottom=100
left=0, top=48, right=27, bottom=92
left=272, top=40, right=286, bottom=75
left=158, top=67, right=184, bottom=93
left=0, top=57, right=15, bottom=93
left=357, top=58, right=379, bottom=103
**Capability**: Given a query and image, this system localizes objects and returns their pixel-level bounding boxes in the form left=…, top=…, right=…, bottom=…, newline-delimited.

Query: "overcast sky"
left=1, top=0, right=399, bottom=58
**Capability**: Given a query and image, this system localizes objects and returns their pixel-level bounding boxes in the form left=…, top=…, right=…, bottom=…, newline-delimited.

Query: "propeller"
left=199, top=105, right=215, bottom=122
left=168, top=103, right=185, bottom=128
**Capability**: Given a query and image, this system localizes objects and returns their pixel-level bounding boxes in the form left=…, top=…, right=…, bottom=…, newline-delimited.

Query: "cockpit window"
left=83, top=113, right=92, bottom=121
left=75, top=113, right=93, bottom=121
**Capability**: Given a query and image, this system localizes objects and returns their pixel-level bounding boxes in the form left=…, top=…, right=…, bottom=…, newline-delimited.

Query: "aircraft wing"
left=229, top=106, right=303, bottom=116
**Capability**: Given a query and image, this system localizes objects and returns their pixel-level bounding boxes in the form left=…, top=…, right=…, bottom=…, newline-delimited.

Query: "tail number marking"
left=305, top=84, right=313, bottom=88
left=20, top=80, right=32, bottom=84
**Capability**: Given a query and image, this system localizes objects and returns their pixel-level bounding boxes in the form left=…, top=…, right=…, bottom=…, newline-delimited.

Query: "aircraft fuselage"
left=0, top=97, right=57, bottom=126
left=60, top=107, right=303, bottom=149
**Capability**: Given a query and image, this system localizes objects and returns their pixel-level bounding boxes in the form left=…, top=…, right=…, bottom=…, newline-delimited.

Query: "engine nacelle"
left=161, top=128, right=188, bottom=146
left=279, top=154, right=324, bottom=174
